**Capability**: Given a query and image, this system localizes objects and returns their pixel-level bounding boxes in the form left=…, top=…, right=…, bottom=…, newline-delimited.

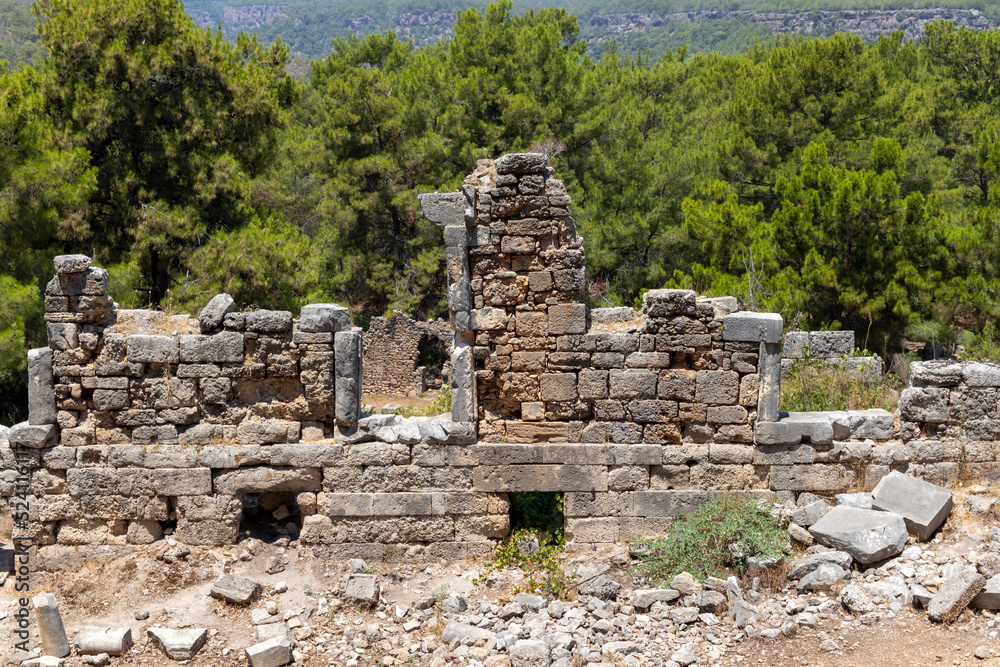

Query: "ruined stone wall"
left=361, top=314, right=453, bottom=396
left=419, top=154, right=785, bottom=446
left=11, top=155, right=1000, bottom=565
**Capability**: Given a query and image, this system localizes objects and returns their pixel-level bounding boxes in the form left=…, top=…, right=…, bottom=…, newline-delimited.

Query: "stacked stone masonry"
left=5, top=155, right=1000, bottom=562
left=781, top=330, right=883, bottom=380
left=361, top=314, right=453, bottom=396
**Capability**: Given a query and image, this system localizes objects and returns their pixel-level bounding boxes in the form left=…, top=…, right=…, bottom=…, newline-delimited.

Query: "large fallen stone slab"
left=146, top=628, right=208, bottom=660
left=73, top=627, right=132, bottom=656
left=808, top=506, right=908, bottom=565
left=210, top=575, right=260, bottom=605
left=871, top=470, right=953, bottom=541
left=245, top=636, right=293, bottom=667
left=788, top=550, right=853, bottom=580
left=972, top=575, right=1000, bottom=610
left=928, top=568, right=986, bottom=623
left=342, top=574, right=380, bottom=607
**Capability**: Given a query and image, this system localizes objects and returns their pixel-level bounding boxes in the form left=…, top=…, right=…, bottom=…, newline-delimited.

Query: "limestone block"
left=695, top=371, right=739, bottom=405
left=769, top=464, right=853, bottom=492
left=808, top=331, right=854, bottom=357
left=127, top=520, right=163, bottom=544
left=634, top=490, right=710, bottom=517
left=174, top=495, right=242, bottom=522
left=928, top=568, right=986, bottom=623
left=179, top=332, right=244, bottom=363
left=93, top=390, right=129, bottom=411
left=300, top=303, right=350, bottom=333
left=757, top=342, right=782, bottom=421
left=148, top=627, right=208, bottom=661
left=45, top=267, right=107, bottom=297
left=419, top=192, right=466, bottom=225
left=642, top=289, right=696, bottom=317
left=8, top=422, right=57, bottom=449
left=46, top=323, right=79, bottom=350
left=127, top=335, right=179, bottom=364
left=236, top=419, right=300, bottom=445
left=245, top=636, right=293, bottom=667
left=245, top=310, right=293, bottom=333
left=539, top=373, right=577, bottom=402
left=547, top=303, right=586, bottom=335
left=898, top=387, right=950, bottom=423
left=451, top=344, right=476, bottom=423
left=722, top=312, right=782, bottom=344
left=198, top=293, right=235, bottom=331
left=609, top=369, right=657, bottom=400
left=175, top=519, right=239, bottom=546
left=782, top=331, right=810, bottom=359
left=495, top=153, right=547, bottom=174
left=152, top=468, right=212, bottom=496
left=471, top=307, right=507, bottom=330
left=474, top=465, right=608, bottom=492
left=871, top=471, right=953, bottom=541
left=910, top=360, right=964, bottom=387
left=54, top=254, right=91, bottom=274
left=210, top=575, right=260, bottom=605
left=28, top=348, right=58, bottom=425
left=214, top=466, right=321, bottom=496
left=963, top=362, right=1000, bottom=387
left=515, top=311, right=548, bottom=337
left=808, top=506, right=908, bottom=564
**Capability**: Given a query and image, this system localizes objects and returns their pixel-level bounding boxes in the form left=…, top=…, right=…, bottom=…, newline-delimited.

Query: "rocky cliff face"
left=590, top=7, right=996, bottom=42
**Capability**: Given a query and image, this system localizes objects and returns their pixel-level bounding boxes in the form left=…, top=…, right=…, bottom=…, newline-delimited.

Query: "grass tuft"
left=781, top=354, right=901, bottom=412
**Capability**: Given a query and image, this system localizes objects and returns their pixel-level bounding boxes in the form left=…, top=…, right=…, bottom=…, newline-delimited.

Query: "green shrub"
left=781, top=354, right=901, bottom=413
left=632, top=494, right=789, bottom=583
left=475, top=528, right=573, bottom=599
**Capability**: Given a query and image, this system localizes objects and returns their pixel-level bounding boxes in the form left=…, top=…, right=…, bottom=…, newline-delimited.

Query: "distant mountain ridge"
left=181, top=0, right=1000, bottom=59
left=4, top=0, right=1000, bottom=66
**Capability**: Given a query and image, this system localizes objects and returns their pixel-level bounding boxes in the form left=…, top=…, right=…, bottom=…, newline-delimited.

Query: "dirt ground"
left=0, top=538, right=998, bottom=667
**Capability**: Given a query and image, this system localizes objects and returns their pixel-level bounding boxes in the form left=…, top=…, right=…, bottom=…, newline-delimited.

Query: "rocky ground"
left=3, top=484, right=1000, bottom=667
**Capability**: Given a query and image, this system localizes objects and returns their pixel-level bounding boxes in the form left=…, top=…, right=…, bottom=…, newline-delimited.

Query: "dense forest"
left=3, top=0, right=1000, bottom=421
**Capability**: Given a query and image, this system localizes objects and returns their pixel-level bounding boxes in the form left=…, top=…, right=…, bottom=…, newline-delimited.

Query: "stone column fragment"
left=27, top=348, right=57, bottom=425
left=32, top=592, right=71, bottom=658
left=335, top=328, right=363, bottom=427
left=451, top=343, right=476, bottom=424
left=758, top=342, right=782, bottom=423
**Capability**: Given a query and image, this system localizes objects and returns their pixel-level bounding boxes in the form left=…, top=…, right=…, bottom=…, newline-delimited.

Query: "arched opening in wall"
left=417, top=335, right=449, bottom=392
left=509, top=492, right=565, bottom=545
left=240, top=492, right=302, bottom=543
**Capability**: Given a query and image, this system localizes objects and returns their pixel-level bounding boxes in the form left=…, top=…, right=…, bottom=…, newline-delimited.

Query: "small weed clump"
left=475, top=528, right=574, bottom=599
left=397, top=387, right=452, bottom=418
left=632, top=494, right=789, bottom=583
left=781, top=354, right=901, bottom=412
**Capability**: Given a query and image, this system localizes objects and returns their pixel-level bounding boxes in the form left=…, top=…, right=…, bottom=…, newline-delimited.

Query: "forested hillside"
left=4, top=0, right=1000, bottom=421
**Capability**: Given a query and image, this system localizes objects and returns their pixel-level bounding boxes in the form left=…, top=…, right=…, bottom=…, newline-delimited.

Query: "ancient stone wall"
left=361, top=313, right=453, bottom=396
left=9, top=154, right=1000, bottom=565
left=420, top=154, right=789, bottom=446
